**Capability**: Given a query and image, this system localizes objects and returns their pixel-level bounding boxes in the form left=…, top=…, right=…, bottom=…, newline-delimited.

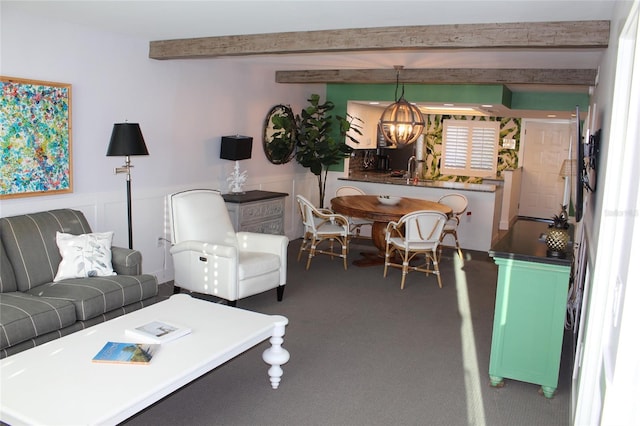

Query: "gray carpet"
left=124, top=238, right=571, bottom=426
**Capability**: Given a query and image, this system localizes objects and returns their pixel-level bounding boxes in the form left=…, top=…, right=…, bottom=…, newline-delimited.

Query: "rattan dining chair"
left=296, top=195, right=350, bottom=270
left=335, top=186, right=373, bottom=239
left=437, top=193, right=468, bottom=258
left=383, top=210, right=448, bottom=289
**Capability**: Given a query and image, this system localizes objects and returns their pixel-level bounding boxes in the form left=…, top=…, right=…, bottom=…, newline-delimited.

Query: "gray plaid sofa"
left=0, top=209, right=158, bottom=358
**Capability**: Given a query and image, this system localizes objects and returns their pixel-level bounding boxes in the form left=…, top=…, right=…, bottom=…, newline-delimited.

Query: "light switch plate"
left=502, top=138, right=516, bottom=149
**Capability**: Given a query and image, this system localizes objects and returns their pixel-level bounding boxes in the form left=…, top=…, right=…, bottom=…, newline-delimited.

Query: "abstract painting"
left=1, top=76, right=72, bottom=198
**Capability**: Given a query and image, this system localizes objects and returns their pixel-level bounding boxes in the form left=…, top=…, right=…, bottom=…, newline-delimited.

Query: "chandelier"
left=378, top=66, right=425, bottom=147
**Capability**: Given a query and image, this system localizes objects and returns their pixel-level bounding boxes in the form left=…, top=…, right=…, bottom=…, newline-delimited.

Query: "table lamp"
left=106, top=123, right=149, bottom=249
left=220, top=135, right=253, bottom=193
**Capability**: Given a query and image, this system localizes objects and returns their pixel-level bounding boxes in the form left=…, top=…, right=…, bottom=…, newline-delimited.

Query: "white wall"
left=0, top=8, right=317, bottom=283
left=573, top=1, right=638, bottom=425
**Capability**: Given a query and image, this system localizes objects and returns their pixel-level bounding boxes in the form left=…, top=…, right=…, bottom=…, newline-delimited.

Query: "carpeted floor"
left=124, top=238, right=571, bottom=426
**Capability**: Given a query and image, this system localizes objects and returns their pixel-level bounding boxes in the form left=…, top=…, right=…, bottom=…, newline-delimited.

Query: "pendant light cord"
left=395, top=69, right=400, bottom=101
left=394, top=67, right=406, bottom=101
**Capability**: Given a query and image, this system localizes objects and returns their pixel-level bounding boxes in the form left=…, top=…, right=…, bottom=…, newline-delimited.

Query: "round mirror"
left=263, top=104, right=296, bottom=164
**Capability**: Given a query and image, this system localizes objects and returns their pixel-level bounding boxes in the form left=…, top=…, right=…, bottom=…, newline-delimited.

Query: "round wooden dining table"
left=330, top=195, right=452, bottom=266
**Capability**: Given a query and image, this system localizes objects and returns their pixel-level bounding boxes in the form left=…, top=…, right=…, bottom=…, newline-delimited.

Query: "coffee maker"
left=376, top=148, right=389, bottom=171
left=376, top=127, right=391, bottom=171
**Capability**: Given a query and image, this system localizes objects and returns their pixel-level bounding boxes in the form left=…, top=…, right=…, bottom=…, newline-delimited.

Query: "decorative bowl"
left=377, top=195, right=401, bottom=206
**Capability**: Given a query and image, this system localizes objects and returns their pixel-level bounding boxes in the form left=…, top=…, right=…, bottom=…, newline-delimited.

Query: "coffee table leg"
left=262, top=315, right=290, bottom=389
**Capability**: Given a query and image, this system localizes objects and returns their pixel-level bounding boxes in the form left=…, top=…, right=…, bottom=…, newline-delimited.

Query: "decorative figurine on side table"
left=546, top=205, right=570, bottom=257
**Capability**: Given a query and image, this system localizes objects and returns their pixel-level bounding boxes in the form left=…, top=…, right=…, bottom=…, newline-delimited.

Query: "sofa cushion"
left=27, top=275, right=158, bottom=321
left=0, top=242, right=17, bottom=293
left=0, top=209, right=93, bottom=292
left=54, top=231, right=116, bottom=282
left=0, top=292, right=77, bottom=350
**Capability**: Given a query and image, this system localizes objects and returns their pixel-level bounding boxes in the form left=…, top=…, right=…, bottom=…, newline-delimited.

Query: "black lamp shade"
left=107, top=123, right=149, bottom=156
left=220, top=135, right=253, bottom=161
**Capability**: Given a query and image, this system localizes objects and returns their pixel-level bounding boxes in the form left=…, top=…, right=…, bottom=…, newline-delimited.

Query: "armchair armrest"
left=111, top=246, right=142, bottom=275
left=385, top=220, right=402, bottom=239
left=314, top=210, right=349, bottom=228
left=236, top=232, right=288, bottom=285
left=236, top=232, right=288, bottom=254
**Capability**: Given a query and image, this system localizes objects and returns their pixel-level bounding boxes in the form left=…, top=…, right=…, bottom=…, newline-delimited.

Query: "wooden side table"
left=222, top=190, right=288, bottom=235
left=488, top=219, right=572, bottom=398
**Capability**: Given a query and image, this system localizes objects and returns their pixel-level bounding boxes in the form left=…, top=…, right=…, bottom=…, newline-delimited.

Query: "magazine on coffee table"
left=126, top=320, right=192, bottom=343
left=92, top=342, right=159, bottom=364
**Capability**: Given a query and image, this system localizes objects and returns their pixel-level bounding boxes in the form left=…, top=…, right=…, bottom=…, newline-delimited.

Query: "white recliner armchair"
left=169, top=189, right=288, bottom=306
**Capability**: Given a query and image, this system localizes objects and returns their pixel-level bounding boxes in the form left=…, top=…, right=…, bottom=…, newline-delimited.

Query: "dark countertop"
left=221, top=190, right=288, bottom=203
left=340, top=171, right=498, bottom=193
left=489, top=219, right=573, bottom=266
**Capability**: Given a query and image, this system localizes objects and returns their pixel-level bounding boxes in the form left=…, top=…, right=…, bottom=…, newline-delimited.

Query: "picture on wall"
left=1, top=76, right=72, bottom=198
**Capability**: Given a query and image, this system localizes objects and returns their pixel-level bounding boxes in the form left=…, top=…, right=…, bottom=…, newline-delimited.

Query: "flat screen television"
left=575, top=105, right=584, bottom=222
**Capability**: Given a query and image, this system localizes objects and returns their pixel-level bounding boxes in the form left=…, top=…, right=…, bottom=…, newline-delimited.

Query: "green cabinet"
left=488, top=220, right=571, bottom=398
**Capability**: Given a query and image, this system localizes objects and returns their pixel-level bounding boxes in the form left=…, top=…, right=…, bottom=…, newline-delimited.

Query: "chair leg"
left=342, top=244, right=348, bottom=270
left=432, top=251, right=443, bottom=288
left=383, top=244, right=392, bottom=277
left=453, top=231, right=464, bottom=260
left=298, top=233, right=309, bottom=262
left=400, top=247, right=410, bottom=289
left=400, top=260, right=409, bottom=289
left=277, top=285, right=285, bottom=301
left=306, top=242, right=316, bottom=270
left=424, top=253, right=432, bottom=274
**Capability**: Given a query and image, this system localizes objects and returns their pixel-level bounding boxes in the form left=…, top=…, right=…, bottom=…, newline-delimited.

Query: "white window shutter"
left=443, top=124, right=469, bottom=169
left=441, top=119, right=499, bottom=177
left=470, top=126, right=498, bottom=171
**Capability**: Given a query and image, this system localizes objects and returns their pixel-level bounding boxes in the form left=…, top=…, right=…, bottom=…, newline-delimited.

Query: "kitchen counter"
left=340, top=171, right=498, bottom=193
left=332, top=172, right=503, bottom=251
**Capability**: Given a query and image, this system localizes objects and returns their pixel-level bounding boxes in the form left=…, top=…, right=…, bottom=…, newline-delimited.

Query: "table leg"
left=352, top=221, right=388, bottom=267
left=371, top=222, right=388, bottom=253
left=262, top=316, right=290, bottom=389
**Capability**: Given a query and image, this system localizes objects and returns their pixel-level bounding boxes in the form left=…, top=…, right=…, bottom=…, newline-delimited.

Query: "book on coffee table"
left=125, top=320, right=192, bottom=343
left=92, top=342, right=159, bottom=364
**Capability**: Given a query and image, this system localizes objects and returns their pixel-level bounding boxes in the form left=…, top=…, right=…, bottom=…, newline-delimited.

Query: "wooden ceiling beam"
left=275, top=68, right=598, bottom=86
left=149, top=20, right=609, bottom=60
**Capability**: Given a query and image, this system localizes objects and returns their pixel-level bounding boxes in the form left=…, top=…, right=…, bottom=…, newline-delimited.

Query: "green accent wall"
left=510, top=91, right=588, bottom=111
left=327, top=83, right=589, bottom=115
left=325, top=83, right=588, bottom=174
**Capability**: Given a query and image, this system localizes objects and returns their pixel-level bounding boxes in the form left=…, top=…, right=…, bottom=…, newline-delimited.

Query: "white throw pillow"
left=54, top=231, right=116, bottom=282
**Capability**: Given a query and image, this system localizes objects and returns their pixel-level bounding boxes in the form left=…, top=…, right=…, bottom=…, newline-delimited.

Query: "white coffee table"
left=0, top=294, right=289, bottom=425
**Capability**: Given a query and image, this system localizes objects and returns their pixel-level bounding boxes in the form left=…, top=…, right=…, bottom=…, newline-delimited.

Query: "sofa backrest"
left=0, top=209, right=93, bottom=291
left=0, top=241, right=17, bottom=293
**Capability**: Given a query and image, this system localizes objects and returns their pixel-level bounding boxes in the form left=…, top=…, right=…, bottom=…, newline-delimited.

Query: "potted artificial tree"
left=294, top=94, right=362, bottom=208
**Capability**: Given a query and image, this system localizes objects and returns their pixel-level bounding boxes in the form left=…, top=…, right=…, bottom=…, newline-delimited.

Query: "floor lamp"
left=106, top=123, right=149, bottom=249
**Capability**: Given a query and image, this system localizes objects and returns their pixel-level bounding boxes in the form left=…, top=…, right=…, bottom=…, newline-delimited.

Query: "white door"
left=518, top=120, right=572, bottom=219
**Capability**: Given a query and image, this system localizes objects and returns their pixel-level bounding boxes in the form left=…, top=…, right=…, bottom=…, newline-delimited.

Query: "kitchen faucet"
left=407, top=155, right=417, bottom=184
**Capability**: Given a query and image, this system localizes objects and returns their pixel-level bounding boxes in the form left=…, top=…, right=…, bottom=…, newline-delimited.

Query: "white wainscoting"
left=1, top=173, right=317, bottom=285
